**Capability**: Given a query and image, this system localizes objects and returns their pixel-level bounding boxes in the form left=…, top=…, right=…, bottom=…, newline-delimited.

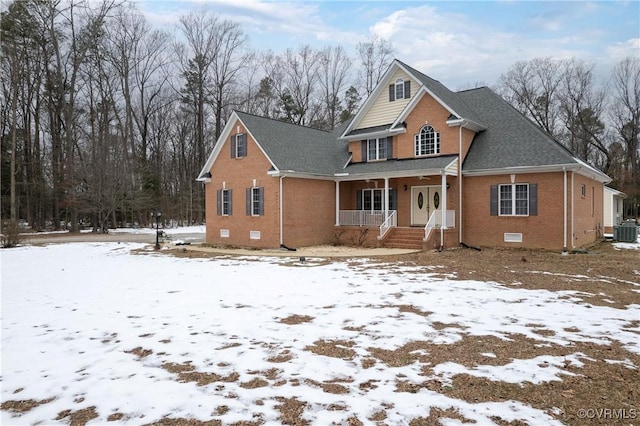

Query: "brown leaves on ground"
left=1, top=397, right=55, bottom=413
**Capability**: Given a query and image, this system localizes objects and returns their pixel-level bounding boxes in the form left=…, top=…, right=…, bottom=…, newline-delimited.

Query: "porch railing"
left=424, top=210, right=456, bottom=240
left=338, top=210, right=396, bottom=227
left=378, top=210, right=397, bottom=239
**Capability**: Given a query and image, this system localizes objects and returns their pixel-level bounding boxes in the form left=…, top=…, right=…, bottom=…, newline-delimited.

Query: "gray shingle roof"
left=458, top=88, right=579, bottom=171
left=397, top=60, right=485, bottom=126
left=229, top=62, right=605, bottom=180
left=236, top=111, right=348, bottom=175
left=343, top=155, right=457, bottom=176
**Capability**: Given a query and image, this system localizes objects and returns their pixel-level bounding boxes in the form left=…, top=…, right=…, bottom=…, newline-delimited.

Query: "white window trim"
left=221, top=189, right=231, bottom=216
left=414, top=125, right=440, bottom=157
left=395, top=78, right=405, bottom=100
left=367, top=138, right=387, bottom=161
left=235, top=134, right=246, bottom=158
left=251, top=187, right=261, bottom=216
left=498, top=183, right=530, bottom=216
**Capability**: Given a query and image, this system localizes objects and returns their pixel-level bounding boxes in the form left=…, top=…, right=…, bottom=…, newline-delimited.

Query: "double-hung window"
left=495, top=183, right=536, bottom=216
left=357, top=188, right=398, bottom=211
left=395, top=78, right=405, bottom=100
left=246, top=187, right=264, bottom=216
left=231, top=133, right=247, bottom=158
left=216, top=189, right=233, bottom=216
left=389, top=79, right=410, bottom=101
left=415, top=125, right=440, bottom=156
left=368, top=138, right=387, bottom=161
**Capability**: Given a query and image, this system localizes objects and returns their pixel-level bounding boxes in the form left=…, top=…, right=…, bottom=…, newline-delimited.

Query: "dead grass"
left=3, top=240, right=639, bottom=425
left=279, top=314, right=314, bottom=325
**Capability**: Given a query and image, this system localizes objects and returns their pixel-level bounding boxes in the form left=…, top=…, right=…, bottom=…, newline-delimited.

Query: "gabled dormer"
left=340, top=59, right=486, bottom=165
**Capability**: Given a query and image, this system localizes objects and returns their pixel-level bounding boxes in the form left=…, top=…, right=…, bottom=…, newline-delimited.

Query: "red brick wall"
left=281, top=178, right=336, bottom=247
left=204, top=119, right=280, bottom=248
left=462, top=172, right=604, bottom=251
left=571, top=173, right=604, bottom=248
left=347, top=92, right=477, bottom=163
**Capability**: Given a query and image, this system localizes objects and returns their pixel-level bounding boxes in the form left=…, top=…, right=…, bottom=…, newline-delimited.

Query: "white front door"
left=411, top=186, right=441, bottom=226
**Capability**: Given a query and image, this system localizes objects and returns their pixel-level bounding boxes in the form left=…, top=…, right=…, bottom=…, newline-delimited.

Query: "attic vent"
left=504, top=233, right=523, bottom=243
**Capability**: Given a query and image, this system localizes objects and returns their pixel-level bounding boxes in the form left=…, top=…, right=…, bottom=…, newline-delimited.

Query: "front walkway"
left=171, top=243, right=420, bottom=258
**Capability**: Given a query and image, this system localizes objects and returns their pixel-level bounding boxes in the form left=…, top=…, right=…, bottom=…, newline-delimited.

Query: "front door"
left=411, top=186, right=441, bottom=226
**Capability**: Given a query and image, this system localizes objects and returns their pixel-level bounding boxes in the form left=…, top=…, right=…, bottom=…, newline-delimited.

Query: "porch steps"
left=384, top=227, right=424, bottom=250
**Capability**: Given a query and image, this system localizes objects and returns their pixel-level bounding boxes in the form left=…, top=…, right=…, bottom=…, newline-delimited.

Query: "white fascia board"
left=604, top=186, right=627, bottom=198
left=573, top=157, right=611, bottom=184
left=334, top=167, right=451, bottom=182
left=196, top=112, right=279, bottom=182
left=462, top=164, right=589, bottom=178
left=340, top=126, right=406, bottom=142
left=340, top=61, right=402, bottom=138
left=446, top=118, right=486, bottom=132
left=267, top=170, right=335, bottom=180
left=196, top=111, right=240, bottom=181
left=463, top=164, right=577, bottom=176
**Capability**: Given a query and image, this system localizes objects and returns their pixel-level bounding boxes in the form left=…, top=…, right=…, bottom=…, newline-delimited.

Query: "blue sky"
left=137, top=0, right=639, bottom=89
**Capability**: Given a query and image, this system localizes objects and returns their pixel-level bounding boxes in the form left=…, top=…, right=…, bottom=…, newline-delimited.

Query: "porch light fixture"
left=403, top=184, right=408, bottom=191
left=446, top=183, right=451, bottom=189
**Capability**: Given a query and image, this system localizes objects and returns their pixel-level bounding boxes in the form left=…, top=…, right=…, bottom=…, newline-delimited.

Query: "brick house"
left=197, top=59, right=610, bottom=252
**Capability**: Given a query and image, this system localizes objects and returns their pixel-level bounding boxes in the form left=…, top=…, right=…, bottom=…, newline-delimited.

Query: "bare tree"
left=558, top=59, right=611, bottom=173
left=610, top=57, right=640, bottom=217
left=357, top=34, right=394, bottom=97
left=317, top=45, right=352, bottom=130
left=498, top=57, right=564, bottom=137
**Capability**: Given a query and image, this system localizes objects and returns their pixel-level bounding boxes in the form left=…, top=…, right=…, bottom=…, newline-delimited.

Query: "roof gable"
left=198, top=111, right=349, bottom=180
left=341, top=59, right=486, bottom=140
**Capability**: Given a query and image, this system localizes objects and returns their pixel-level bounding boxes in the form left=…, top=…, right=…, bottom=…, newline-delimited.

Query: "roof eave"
left=446, top=118, right=486, bottom=132
left=463, top=163, right=611, bottom=183
left=339, top=126, right=406, bottom=142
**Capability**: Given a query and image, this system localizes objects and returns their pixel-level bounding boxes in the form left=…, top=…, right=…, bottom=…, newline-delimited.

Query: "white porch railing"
left=378, top=210, right=397, bottom=239
left=424, top=210, right=456, bottom=240
left=338, top=210, right=396, bottom=227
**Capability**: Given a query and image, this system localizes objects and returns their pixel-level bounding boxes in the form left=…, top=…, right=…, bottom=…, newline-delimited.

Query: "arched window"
left=414, top=125, right=440, bottom=156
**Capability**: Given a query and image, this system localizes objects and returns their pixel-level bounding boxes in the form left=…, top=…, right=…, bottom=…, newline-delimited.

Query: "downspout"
left=440, top=171, right=447, bottom=251
left=279, top=175, right=285, bottom=245
left=571, top=171, right=575, bottom=249
left=458, top=124, right=463, bottom=244
left=335, top=180, right=340, bottom=226
left=562, top=168, right=568, bottom=254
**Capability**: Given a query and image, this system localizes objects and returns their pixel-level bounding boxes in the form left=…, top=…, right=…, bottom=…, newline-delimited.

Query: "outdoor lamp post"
left=155, top=210, right=162, bottom=250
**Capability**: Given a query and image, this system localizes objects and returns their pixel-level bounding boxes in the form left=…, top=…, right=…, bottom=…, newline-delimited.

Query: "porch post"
left=441, top=172, right=447, bottom=229
left=335, top=180, right=340, bottom=226
left=384, top=177, right=389, bottom=219
left=440, top=172, right=447, bottom=251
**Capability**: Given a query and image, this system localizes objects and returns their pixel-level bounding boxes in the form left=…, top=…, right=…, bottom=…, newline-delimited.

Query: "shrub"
left=1, top=220, right=23, bottom=248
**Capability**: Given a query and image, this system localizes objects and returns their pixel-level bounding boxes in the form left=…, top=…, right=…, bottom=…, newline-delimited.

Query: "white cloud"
left=607, top=38, right=640, bottom=62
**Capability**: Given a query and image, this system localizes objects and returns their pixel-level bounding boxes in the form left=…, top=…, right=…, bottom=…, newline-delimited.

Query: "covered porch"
left=333, top=156, right=460, bottom=247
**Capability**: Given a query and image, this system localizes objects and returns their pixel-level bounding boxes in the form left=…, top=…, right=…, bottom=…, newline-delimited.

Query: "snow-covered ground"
left=1, top=243, right=639, bottom=425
